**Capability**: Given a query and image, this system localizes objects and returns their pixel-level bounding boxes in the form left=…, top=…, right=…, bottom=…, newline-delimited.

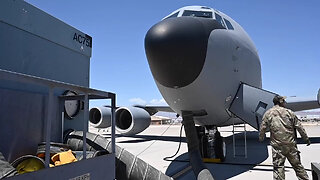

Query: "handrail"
left=0, top=68, right=116, bottom=168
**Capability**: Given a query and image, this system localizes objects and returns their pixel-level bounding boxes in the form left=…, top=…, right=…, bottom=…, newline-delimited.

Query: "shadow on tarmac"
left=165, top=131, right=269, bottom=180
left=113, top=130, right=320, bottom=179
left=297, top=137, right=320, bottom=144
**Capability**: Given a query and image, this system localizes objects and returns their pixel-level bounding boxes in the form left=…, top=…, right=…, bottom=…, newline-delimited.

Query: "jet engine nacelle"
left=89, top=106, right=111, bottom=128
left=115, top=107, right=151, bottom=135
left=89, top=106, right=151, bottom=135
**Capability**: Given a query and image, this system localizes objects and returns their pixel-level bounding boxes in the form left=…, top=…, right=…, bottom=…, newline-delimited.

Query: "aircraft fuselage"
left=145, top=6, right=261, bottom=126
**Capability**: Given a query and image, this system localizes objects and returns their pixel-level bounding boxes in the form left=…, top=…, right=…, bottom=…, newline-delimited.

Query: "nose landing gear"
left=181, top=110, right=215, bottom=180
left=198, top=126, right=226, bottom=162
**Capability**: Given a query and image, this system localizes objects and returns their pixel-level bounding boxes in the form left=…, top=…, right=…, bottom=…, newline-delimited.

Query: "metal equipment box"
left=0, top=0, right=92, bottom=87
left=0, top=1, right=116, bottom=179
left=0, top=0, right=92, bottom=162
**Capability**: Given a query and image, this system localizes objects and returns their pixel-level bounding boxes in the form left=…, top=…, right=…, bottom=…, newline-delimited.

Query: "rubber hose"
left=66, top=131, right=173, bottom=180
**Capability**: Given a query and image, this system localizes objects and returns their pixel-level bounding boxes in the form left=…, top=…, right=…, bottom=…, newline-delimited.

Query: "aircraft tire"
left=214, top=131, right=226, bottom=161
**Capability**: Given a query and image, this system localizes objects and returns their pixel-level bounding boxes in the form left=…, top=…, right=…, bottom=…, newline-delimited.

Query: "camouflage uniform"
left=259, top=105, right=310, bottom=180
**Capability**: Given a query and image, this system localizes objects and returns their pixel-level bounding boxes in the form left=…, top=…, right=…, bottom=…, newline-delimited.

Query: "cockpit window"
left=214, top=13, right=226, bottom=28
left=182, top=10, right=212, bottom=18
left=224, top=18, right=234, bottom=30
left=165, top=12, right=179, bottom=19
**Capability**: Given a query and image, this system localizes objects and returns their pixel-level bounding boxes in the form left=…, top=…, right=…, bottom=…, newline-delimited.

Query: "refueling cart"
left=0, top=0, right=116, bottom=179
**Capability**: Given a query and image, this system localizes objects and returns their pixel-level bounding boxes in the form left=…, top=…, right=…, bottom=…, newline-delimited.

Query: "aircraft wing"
left=133, top=105, right=175, bottom=116
left=286, top=92, right=320, bottom=112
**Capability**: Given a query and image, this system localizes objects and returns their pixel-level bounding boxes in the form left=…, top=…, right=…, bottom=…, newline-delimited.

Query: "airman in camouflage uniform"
left=259, top=95, right=311, bottom=180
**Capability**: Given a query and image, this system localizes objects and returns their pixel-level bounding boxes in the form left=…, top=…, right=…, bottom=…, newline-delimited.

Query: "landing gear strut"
left=181, top=111, right=214, bottom=180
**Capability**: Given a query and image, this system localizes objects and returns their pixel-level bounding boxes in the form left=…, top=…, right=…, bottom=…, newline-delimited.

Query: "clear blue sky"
left=25, top=0, right=320, bottom=107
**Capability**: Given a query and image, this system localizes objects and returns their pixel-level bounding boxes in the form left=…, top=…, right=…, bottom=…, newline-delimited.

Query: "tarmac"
left=90, top=123, right=320, bottom=180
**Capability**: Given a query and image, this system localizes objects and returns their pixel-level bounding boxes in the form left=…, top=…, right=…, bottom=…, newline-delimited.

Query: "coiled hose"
left=66, top=131, right=173, bottom=180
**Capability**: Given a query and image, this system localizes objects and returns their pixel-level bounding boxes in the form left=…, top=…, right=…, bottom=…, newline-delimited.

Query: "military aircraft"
left=89, top=6, right=320, bottom=176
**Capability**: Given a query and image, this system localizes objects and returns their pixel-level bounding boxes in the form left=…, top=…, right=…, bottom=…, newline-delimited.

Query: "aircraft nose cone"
left=145, top=17, right=225, bottom=88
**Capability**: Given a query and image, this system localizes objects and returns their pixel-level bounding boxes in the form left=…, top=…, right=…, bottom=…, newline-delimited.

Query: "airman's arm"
left=259, top=113, right=269, bottom=142
left=292, top=112, right=310, bottom=145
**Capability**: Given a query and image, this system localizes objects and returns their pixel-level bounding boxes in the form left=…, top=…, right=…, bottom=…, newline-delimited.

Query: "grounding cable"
left=163, top=124, right=184, bottom=161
